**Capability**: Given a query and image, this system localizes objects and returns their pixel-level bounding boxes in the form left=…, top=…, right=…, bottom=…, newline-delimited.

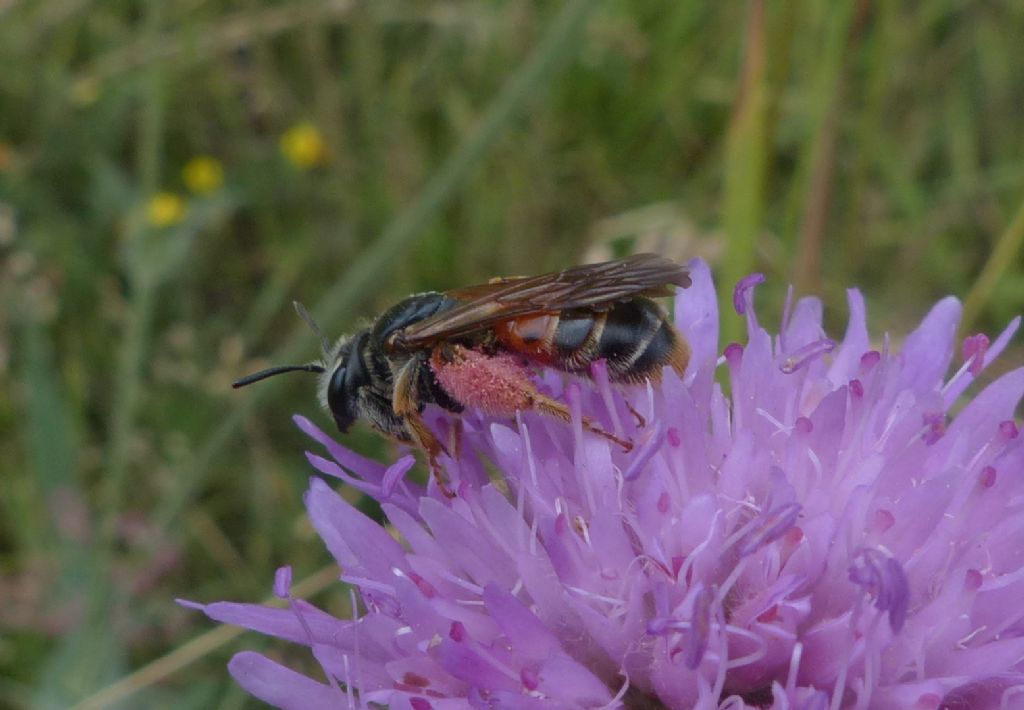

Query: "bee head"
left=233, top=301, right=401, bottom=440
left=232, top=302, right=353, bottom=430
left=320, top=332, right=373, bottom=433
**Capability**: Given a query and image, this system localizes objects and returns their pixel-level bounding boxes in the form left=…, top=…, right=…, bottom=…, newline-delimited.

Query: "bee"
left=234, top=253, right=691, bottom=494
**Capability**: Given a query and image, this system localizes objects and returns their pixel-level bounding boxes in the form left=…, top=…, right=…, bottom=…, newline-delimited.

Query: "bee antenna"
left=293, top=301, right=332, bottom=359
left=232, top=363, right=326, bottom=389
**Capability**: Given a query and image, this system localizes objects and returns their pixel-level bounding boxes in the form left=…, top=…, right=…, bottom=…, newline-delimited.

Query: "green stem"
left=961, top=194, right=1024, bottom=334
left=103, top=277, right=157, bottom=530
left=720, top=0, right=769, bottom=345
left=103, top=0, right=165, bottom=536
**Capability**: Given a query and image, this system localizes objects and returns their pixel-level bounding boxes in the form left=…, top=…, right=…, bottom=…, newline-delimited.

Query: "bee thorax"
left=430, top=346, right=534, bottom=416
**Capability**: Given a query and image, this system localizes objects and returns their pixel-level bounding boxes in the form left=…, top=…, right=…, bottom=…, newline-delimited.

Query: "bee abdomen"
left=587, top=299, right=687, bottom=382
left=498, top=298, right=688, bottom=383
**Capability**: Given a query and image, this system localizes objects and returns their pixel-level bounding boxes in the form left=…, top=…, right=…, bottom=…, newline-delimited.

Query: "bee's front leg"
left=392, top=357, right=455, bottom=498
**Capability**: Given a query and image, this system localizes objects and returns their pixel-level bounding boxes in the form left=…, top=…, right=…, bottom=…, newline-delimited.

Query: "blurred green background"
left=2, top=1, right=1023, bottom=707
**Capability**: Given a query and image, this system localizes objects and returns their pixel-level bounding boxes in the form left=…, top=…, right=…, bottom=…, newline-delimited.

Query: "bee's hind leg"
left=530, top=393, right=634, bottom=452
left=623, top=398, right=646, bottom=428
left=393, top=358, right=456, bottom=498
left=430, top=344, right=633, bottom=452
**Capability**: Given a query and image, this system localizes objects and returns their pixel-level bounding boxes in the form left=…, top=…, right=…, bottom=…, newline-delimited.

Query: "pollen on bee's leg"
left=430, top=346, right=534, bottom=416
left=431, top=345, right=633, bottom=451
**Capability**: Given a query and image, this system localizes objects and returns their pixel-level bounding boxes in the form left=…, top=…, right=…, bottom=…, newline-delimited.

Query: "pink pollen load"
left=430, top=349, right=534, bottom=416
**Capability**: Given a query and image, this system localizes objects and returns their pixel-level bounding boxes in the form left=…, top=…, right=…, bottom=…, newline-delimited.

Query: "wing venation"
left=391, top=253, right=691, bottom=349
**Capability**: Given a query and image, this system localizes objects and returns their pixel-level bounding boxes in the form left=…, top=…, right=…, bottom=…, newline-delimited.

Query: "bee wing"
left=392, top=253, right=691, bottom=348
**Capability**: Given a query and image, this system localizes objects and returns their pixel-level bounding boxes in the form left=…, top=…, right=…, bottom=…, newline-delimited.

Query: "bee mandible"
left=234, top=253, right=692, bottom=495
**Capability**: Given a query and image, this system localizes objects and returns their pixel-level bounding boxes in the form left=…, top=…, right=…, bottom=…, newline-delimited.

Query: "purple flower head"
left=188, top=259, right=1024, bottom=709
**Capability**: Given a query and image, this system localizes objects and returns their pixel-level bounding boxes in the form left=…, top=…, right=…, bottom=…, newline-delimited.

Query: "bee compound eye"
left=326, top=365, right=358, bottom=433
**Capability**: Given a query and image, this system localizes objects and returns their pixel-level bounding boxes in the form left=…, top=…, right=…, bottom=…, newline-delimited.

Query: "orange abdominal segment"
left=495, top=314, right=557, bottom=360
left=430, top=347, right=534, bottom=416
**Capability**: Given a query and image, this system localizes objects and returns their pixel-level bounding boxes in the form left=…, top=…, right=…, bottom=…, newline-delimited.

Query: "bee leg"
left=393, top=358, right=456, bottom=498
left=530, top=393, right=634, bottom=452
left=430, top=344, right=634, bottom=452
left=624, top=398, right=646, bottom=428
left=408, top=412, right=456, bottom=499
left=449, top=417, right=463, bottom=462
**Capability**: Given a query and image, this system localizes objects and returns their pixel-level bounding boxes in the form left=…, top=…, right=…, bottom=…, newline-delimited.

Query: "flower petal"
left=305, top=476, right=409, bottom=579
left=897, top=296, right=961, bottom=392
left=676, top=258, right=719, bottom=375
left=228, top=652, right=343, bottom=709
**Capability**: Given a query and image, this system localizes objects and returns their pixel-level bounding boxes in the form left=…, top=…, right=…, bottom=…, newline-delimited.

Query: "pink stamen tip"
left=409, top=572, right=437, bottom=598
left=779, top=527, right=804, bottom=562
left=657, top=491, right=671, bottom=514
left=449, top=621, right=466, bottom=642
left=979, top=466, right=997, bottom=488
left=733, top=273, right=766, bottom=315
left=273, top=566, right=292, bottom=599
left=869, top=509, right=896, bottom=534
left=922, top=412, right=946, bottom=445
left=999, top=420, right=1019, bottom=439
left=410, top=698, right=433, bottom=710
left=795, top=416, right=813, bottom=434
left=849, top=379, right=864, bottom=398
left=964, top=568, right=983, bottom=590
left=859, top=350, right=881, bottom=372
left=402, top=672, right=430, bottom=688
left=962, top=333, right=990, bottom=376
left=520, top=667, right=539, bottom=691
left=724, top=342, right=744, bottom=366
left=667, top=427, right=681, bottom=447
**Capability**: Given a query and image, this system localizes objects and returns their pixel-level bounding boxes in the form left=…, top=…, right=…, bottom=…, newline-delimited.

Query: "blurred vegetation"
left=1, top=1, right=1023, bottom=708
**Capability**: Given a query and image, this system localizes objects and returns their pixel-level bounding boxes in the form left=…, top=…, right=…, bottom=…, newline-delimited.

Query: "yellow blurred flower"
left=280, top=122, right=327, bottom=169
left=70, top=77, right=101, bottom=107
left=147, top=192, right=186, bottom=228
left=182, top=155, right=224, bottom=195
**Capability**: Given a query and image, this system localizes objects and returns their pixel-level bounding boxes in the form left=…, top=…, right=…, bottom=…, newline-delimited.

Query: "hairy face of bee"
left=324, top=333, right=371, bottom=433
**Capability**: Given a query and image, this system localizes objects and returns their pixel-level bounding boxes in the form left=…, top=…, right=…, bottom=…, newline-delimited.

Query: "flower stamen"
left=848, top=548, right=910, bottom=632
left=734, top=273, right=766, bottom=315
left=736, top=502, right=802, bottom=557
left=780, top=337, right=836, bottom=374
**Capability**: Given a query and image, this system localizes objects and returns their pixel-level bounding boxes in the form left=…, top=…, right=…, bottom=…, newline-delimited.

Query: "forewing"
left=394, top=253, right=690, bottom=348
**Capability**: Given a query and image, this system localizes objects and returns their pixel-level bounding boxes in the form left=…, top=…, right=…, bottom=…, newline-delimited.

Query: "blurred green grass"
left=1, top=1, right=1023, bottom=707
